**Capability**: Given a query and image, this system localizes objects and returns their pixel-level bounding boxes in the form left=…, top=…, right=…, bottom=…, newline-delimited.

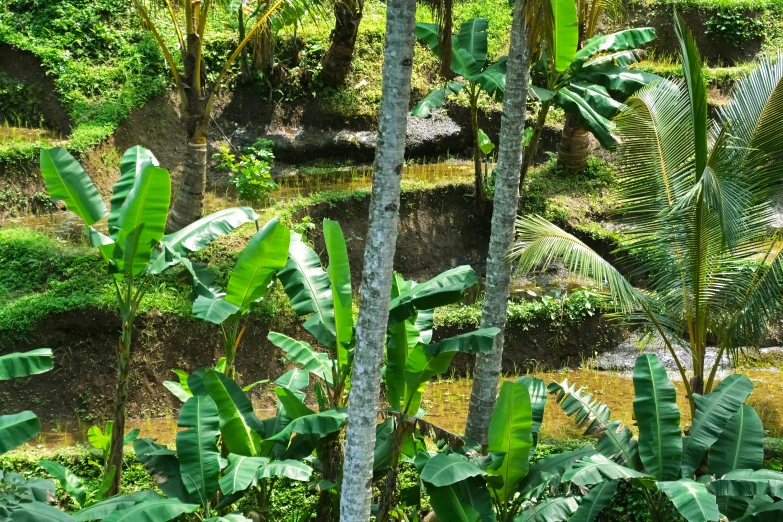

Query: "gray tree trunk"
left=338, top=0, right=416, bottom=519
left=464, top=0, right=533, bottom=445
left=167, top=139, right=207, bottom=232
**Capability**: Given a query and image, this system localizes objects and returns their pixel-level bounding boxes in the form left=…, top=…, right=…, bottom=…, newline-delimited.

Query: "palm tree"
left=338, top=0, right=417, bottom=518
left=509, top=14, right=783, bottom=416
left=320, top=0, right=364, bottom=86
left=557, top=0, right=623, bottom=171
left=131, top=0, right=292, bottom=231
left=463, top=0, right=540, bottom=444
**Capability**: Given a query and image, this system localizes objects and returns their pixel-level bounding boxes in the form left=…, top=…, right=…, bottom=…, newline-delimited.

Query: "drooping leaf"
left=569, top=480, right=619, bottom=522
left=411, top=82, right=464, bottom=118
left=255, top=459, right=312, bottom=481
left=275, top=387, right=316, bottom=419
left=265, top=410, right=347, bottom=445
left=707, top=404, right=764, bottom=476
left=736, top=500, right=783, bottom=521
left=0, top=349, right=53, bottom=380
left=275, top=368, right=309, bottom=391
left=420, top=453, right=486, bottom=487
left=133, top=438, right=190, bottom=503
left=423, top=328, right=499, bottom=356
left=457, top=18, right=488, bottom=69
left=203, top=370, right=263, bottom=456
left=474, top=63, right=505, bottom=101
left=563, top=453, right=652, bottom=487
left=277, top=230, right=336, bottom=347
left=192, top=295, right=242, bottom=325
left=112, top=164, right=171, bottom=277
left=425, top=480, right=486, bottom=522
left=110, top=146, right=158, bottom=235
left=658, top=478, right=722, bottom=522
left=101, top=498, right=199, bottom=522
left=219, top=454, right=269, bottom=495
left=567, top=82, right=623, bottom=119
left=73, top=491, right=162, bottom=521
left=388, top=266, right=478, bottom=326
left=486, top=381, right=532, bottom=503
left=176, top=395, right=221, bottom=501
left=451, top=41, right=481, bottom=79
left=682, top=373, right=754, bottom=478
left=573, top=28, right=657, bottom=66
left=0, top=411, right=40, bottom=455
left=707, top=469, right=783, bottom=499
left=554, top=87, right=616, bottom=148
left=415, top=21, right=440, bottom=52
left=516, top=496, right=579, bottom=522
left=225, top=217, right=290, bottom=310
left=40, top=147, right=107, bottom=227
left=574, top=63, right=660, bottom=95
left=519, top=446, right=597, bottom=499
left=39, top=459, right=87, bottom=508
left=269, top=332, right=334, bottom=385
left=633, top=354, right=682, bottom=481
left=162, top=381, right=191, bottom=402
left=10, top=501, right=75, bottom=521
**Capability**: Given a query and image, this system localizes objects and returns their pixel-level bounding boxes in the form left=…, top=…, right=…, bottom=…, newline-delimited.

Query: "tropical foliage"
left=510, top=15, right=783, bottom=408
left=38, top=146, right=258, bottom=494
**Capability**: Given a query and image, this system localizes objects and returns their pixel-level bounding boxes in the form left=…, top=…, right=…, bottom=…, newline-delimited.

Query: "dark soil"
left=0, top=44, right=72, bottom=134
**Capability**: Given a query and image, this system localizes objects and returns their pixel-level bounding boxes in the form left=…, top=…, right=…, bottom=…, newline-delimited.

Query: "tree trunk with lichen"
left=556, top=112, right=591, bottom=172
left=464, top=0, right=533, bottom=445
left=320, top=0, right=364, bottom=87
left=338, top=0, right=416, bottom=518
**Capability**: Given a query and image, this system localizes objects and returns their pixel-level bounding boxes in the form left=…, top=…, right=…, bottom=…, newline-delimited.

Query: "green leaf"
left=163, top=381, right=193, bottom=402
left=388, top=266, right=478, bottom=326
left=573, top=28, right=657, bottom=66
left=554, top=87, right=615, bottom=149
left=411, top=82, right=464, bottom=118
left=420, top=453, right=486, bottom=487
left=265, top=410, right=347, bottom=444
left=658, top=478, right=722, bottom=522
left=225, top=217, right=290, bottom=310
left=113, top=164, right=171, bottom=277
left=204, top=370, right=263, bottom=456
left=531, top=86, right=556, bottom=101
left=516, top=496, right=578, bottom=521
left=487, top=380, right=532, bottom=503
left=10, top=501, right=75, bottom=521
left=682, top=374, right=754, bottom=477
left=269, top=332, right=334, bottom=385
left=477, top=129, right=495, bottom=155
left=192, top=295, right=241, bottom=325
left=457, top=18, right=488, bottom=69
left=451, top=44, right=481, bottom=79
left=39, top=459, right=87, bottom=508
left=110, top=146, right=158, bottom=236
left=551, top=0, right=578, bottom=72
left=474, top=66, right=505, bottom=101
left=674, top=13, right=708, bottom=175
left=87, top=424, right=110, bottom=453
left=518, top=376, right=546, bottom=445
left=0, top=411, right=40, bottom=454
left=275, top=368, right=309, bottom=391
left=567, top=82, right=623, bottom=119
left=547, top=379, right=638, bottom=468
left=707, top=469, right=783, bottom=499
left=403, top=346, right=454, bottom=415
left=707, top=404, right=764, bottom=476
left=277, top=230, right=336, bottom=347
left=415, top=21, right=440, bottom=52
left=256, top=459, right=312, bottom=481
left=133, top=438, right=190, bottom=502
left=40, top=147, right=107, bottom=226
left=123, top=429, right=140, bottom=446
left=73, top=491, right=162, bottom=521
left=519, top=446, right=597, bottom=499
left=424, top=328, right=499, bottom=356
left=633, top=354, right=681, bottom=481
left=569, top=480, right=619, bottom=522
left=574, top=63, right=660, bottom=96
left=323, top=219, right=352, bottom=374
left=0, top=349, right=53, bottom=380
left=219, top=454, right=269, bottom=495
left=737, top=500, right=783, bottom=521
left=563, top=453, right=652, bottom=487
left=275, top=387, right=316, bottom=419
left=176, top=395, right=221, bottom=501
left=101, top=498, right=199, bottom=522
left=425, top=480, right=485, bottom=522
left=386, top=297, right=422, bottom=412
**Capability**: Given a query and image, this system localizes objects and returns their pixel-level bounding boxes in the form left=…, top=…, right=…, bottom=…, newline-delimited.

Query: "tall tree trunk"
left=464, top=0, right=532, bottom=445
left=556, top=113, right=590, bottom=171
left=320, top=0, right=364, bottom=87
left=237, top=6, right=253, bottom=82
left=252, top=16, right=273, bottom=76
left=167, top=136, right=208, bottom=232
left=438, top=0, right=453, bottom=78
left=338, top=0, right=416, bottom=518
left=470, top=97, right=485, bottom=214
left=105, top=316, right=133, bottom=496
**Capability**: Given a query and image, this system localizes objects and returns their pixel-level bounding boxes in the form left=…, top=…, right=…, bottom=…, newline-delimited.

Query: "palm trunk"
left=167, top=137, right=207, bottom=232
left=519, top=100, right=551, bottom=184
left=320, top=0, right=364, bottom=87
left=251, top=16, right=273, bottom=76
left=315, top=431, right=344, bottom=522
left=438, top=0, right=453, bottom=78
left=470, top=95, right=485, bottom=214
left=105, top=317, right=132, bottom=497
left=338, top=0, right=416, bottom=518
left=556, top=112, right=590, bottom=171
left=237, top=6, right=253, bottom=82
left=464, top=0, right=532, bottom=445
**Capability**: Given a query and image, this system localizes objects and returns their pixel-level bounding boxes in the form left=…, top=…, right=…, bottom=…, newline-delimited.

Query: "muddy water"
left=0, top=126, right=64, bottom=142
left=30, top=367, right=782, bottom=450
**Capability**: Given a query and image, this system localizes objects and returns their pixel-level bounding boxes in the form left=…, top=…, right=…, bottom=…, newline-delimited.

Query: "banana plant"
left=412, top=17, right=506, bottom=212
left=77, top=367, right=342, bottom=521
left=521, top=0, right=659, bottom=180
left=39, top=146, right=259, bottom=496
left=187, top=217, right=290, bottom=380
left=549, top=354, right=782, bottom=522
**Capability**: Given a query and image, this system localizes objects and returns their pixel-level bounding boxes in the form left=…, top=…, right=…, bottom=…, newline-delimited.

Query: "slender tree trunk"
left=321, top=0, right=364, bottom=87
left=167, top=136, right=208, bottom=232
left=556, top=113, right=591, bottom=171
left=438, top=0, right=453, bottom=78
left=470, top=96, right=485, bottom=214
left=105, top=316, right=133, bottom=497
left=315, top=431, right=344, bottom=522
left=237, top=6, right=253, bottom=82
left=338, top=0, right=416, bottom=518
left=252, top=16, right=273, bottom=76
left=520, top=100, right=551, bottom=183
left=376, top=419, right=411, bottom=522
left=464, top=0, right=532, bottom=445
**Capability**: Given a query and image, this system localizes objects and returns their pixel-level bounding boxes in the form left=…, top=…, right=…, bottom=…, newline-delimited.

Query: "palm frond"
left=509, top=216, right=642, bottom=313
left=674, top=12, right=708, bottom=175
